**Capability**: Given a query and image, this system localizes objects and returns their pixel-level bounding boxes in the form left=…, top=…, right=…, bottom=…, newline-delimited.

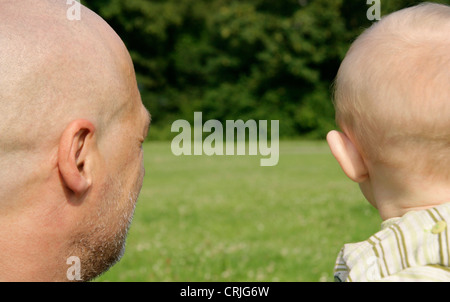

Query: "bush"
left=84, top=0, right=450, bottom=140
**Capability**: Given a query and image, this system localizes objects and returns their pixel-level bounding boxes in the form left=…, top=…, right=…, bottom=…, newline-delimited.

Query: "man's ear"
left=326, top=130, right=368, bottom=183
left=58, top=119, right=96, bottom=196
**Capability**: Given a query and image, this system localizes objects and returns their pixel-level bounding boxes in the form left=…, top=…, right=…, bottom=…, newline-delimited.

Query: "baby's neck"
left=377, top=199, right=449, bottom=221
left=367, top=172, right=450, bottom=221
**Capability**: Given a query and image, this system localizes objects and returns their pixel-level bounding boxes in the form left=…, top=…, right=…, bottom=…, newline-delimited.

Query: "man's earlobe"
left=58, top=119, right=96, bottom=196
left=326, top=130, right=368, bottom=183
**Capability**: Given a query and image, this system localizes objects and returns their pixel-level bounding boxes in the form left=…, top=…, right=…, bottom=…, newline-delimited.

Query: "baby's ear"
left=326, top=130, right=368, bottom=183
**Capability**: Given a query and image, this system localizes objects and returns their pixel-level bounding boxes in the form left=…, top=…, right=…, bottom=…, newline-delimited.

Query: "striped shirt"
left=334, top=202, right=450, bottom=282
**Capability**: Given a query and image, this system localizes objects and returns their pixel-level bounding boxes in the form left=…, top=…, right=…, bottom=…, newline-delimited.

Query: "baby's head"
left=328, top=3, right=450, bottom=219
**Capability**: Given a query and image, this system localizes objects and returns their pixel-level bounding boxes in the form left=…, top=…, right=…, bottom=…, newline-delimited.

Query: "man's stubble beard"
left=68, top=173, right=142, bottom=282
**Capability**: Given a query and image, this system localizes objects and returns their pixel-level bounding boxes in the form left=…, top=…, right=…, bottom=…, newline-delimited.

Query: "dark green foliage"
left=83, top=0, right=450, bottom=140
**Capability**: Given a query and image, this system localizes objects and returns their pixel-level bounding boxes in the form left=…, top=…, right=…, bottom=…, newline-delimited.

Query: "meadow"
left=96, top=140, right=381, bottom=282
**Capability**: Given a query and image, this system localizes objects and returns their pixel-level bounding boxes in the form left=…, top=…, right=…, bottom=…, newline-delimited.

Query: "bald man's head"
left=0, top=0, right=136, bottom=151
left=0, top=0, right=150, bottom=281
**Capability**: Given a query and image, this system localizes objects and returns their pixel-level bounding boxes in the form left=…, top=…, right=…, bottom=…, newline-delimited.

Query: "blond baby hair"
left=333, top=2, right=450, bottom=179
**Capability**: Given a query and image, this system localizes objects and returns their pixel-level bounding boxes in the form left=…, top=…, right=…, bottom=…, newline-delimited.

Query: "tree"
left=83, top=0, right=450, bottom=139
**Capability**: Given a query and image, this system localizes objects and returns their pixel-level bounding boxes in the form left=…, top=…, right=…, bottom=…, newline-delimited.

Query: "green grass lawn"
left=96, top=140, right=381, bottom=282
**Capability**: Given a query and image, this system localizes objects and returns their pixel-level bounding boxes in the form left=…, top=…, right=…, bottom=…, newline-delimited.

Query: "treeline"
left=83, top=0, right=449, bottom=139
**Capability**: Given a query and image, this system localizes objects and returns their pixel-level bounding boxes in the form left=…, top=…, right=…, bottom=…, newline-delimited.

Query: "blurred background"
left=81, top=0, right=450, bottom=282
left=83, top=0, right=448, bottom=140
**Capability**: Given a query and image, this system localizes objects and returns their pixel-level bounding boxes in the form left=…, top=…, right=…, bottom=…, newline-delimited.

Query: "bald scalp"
left=0, top=0, right=136, bottom=155
left=334, top=3, right=450, bottom=179
left=0, top=0, right=140, bottom=208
